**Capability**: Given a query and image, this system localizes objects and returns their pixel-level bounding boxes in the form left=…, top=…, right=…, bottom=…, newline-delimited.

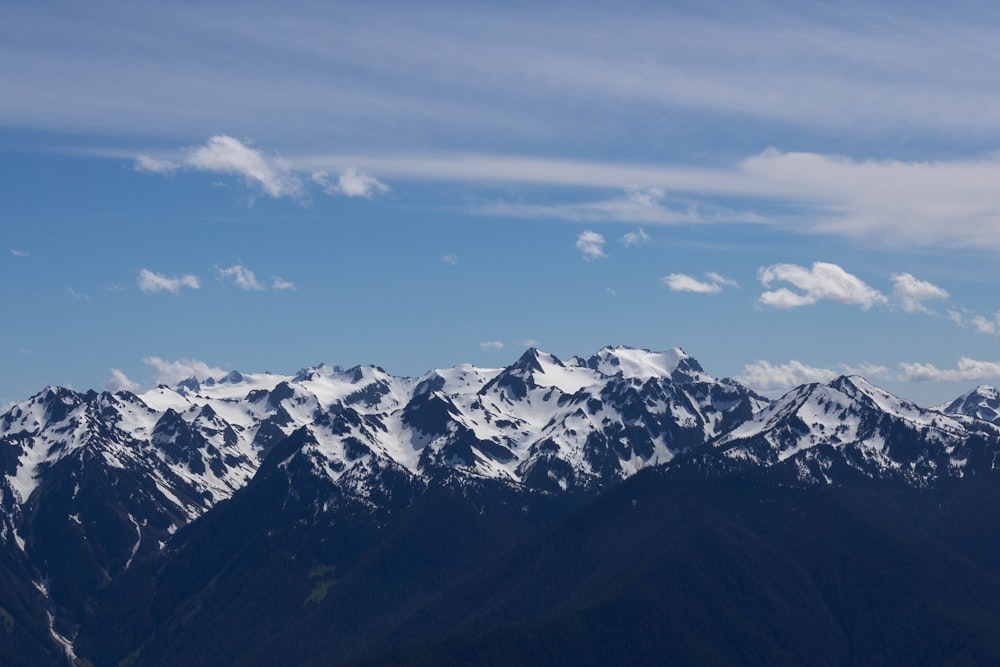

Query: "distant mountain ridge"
left=3, top=346, right=1000, bottom=666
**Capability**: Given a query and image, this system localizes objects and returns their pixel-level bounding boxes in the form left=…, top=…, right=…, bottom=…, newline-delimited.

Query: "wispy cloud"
left=143, top=356, right=225, bottom=386
left=576, top=230, right=606, bottom=260
left=291, top=149, right=1000, bottom=251
left=662, top=272, right=736, bottom=294
left=312, top=168, right=388, bottom=198
left=440, top=254, right=459, bottom=265
left=217, top=264, right=264, bottom=291
left=758, top=262, right=887, bottom=310
left=479, top=341, right=505, bottom=350
left=134, top=154, right=178, bottom=174
left=970, top=313, right=1000, bottom=335
left=15, top=5, right=1000, bottom=151
left=271, top=276, right=296, bottom=291
left=65, top=287, right=90, bottom=302
left=10, top=249, right=29, bottom=257
left=621, top=228, right=651, bottom=247
left=137, top=269, right=200, bottom=294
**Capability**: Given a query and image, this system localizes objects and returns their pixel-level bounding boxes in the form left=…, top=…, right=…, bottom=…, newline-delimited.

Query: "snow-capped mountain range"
left=0, top=346, right=762, bottom=541
left=4, top=345, right=1000, bottom=666
left=2, top=345, right=999, bottom=574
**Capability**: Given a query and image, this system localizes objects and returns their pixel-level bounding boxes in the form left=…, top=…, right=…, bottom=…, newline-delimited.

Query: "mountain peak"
left=577, top=346, right=703, bottom=381
left=940, top=384, right=1000, bottom=425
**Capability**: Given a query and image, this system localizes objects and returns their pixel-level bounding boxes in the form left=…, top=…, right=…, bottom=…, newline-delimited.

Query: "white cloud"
left=107, top=368, right=140, bottom=393
left=758, top=261, right=887, bottom=310
left=662, top=273, right=721, bottom=294
left=662, top=271, right=737, bottom=294
left=972, top=314, right=1000, bottom=335
left=10, top=249, right=29, bottom=257
left=705, top=272, right=738, bottom=288
left=622, top=228, right=651, bottom=247
left=898, top=358, right=1000, bottom=382
left=312, top=168, right=388, bottom=198
left=522, top=338, right=539, bottom=348
left=143, top=356, right=225, bottom=386
left=736, top=360, right=839, bottom=392
left=185, top=135, right=302, bottom=198
left=576, top=230, right=606, bottom=260
left=297, top=149, right=1000, bottom=251
left=890, top=272, right=949, bottom=314
left=217, top=264, right=264, bottom=291
left=271, top=276, right=296, bottom=291
left=479, top=341, right=505, bottom=350
left=138, top=269, right=200, bottom=294
left=479, top=186, right=737, bottom=225
left=737, top=359, right=892, bottom=393
left=441, top=254, right=459, bottom=265
left=134, top=154, right=178, bottom=174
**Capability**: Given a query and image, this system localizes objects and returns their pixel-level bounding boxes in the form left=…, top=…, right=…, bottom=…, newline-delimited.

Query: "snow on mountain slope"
left=938, top=385, right=1000, bottom=425
left=0, top=346, right=766, bottom=536
left=714, top=375, right=999, bottom=484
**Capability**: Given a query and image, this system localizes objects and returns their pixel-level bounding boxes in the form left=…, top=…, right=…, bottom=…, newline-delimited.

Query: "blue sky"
left=4, top=0, right=1000, bottom=407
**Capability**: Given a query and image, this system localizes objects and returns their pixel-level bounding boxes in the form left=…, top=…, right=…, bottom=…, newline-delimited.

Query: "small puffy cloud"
left=185, top=135, right=302, bottom=198
left=138, top=269, right=200, bottom=294
left=441, top=254, right=459, bottom=265
left=479, top=341, right=505, bottom=350
left=891, top=273, right=949, bottom=314
left=662, top=272, right=736, bottom=294
left=143, top=357, right=225, bottom=386
left=271, top=276, right=296, bottom=291
left=10, top=249, right=29, bottom=257
left=972, top=314, right=1000, bottom=335
left=522, top=339, right=539, bottom=348
left=107, top=368, right=140, bottom=393
left=217, top=264, right=264, bottom=291
left=758, top=261, right=887, bottom=310
left=576, top=230, right=606, bottom=260
left=898, top=358, right=1000, bottom=382
left=622, top=228, right=651, bottom=247
left=134, top=154, right=179, bottom=174
left=312, top=168, right=389, bottom=198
